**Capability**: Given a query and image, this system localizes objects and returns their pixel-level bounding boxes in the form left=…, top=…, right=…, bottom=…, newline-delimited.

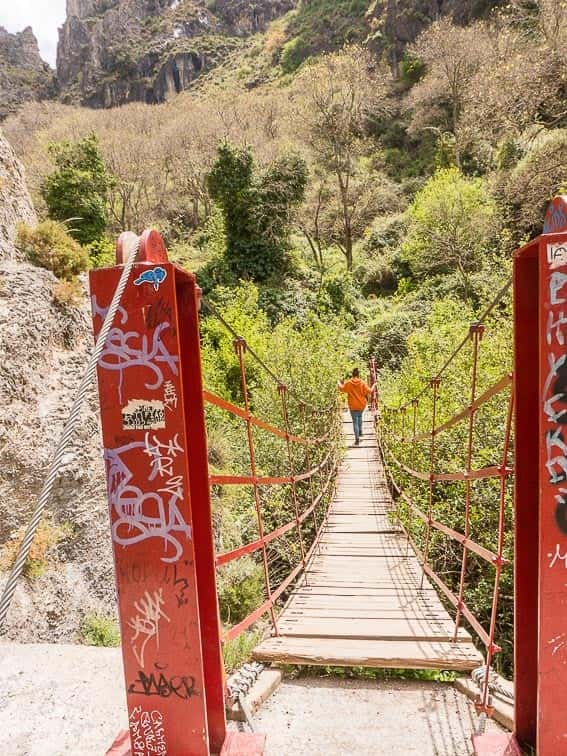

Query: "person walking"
left=338, top=369, right=376, bottom=446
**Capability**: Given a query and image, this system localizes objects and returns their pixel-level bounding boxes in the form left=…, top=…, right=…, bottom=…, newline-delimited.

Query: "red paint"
left=537, top=228, right=567, bottom=754
left=543, top=195, right=567, bottom=234
left=513, top=240, right=539, bottom=748
left=90, top=232, right=240, bottom=755
left=220, top=733, right=267, bottom=755
left=471, top=733, right=522, bottom=756
left=105, top=730, right=131, bottom=755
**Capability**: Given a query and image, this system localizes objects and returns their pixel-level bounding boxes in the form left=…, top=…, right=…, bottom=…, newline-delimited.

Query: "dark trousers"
left=350, top=409, right=363, bottom=441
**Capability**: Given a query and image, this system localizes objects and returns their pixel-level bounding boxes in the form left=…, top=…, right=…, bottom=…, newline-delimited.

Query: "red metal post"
left=536, top=207, right=567, bottom=755
left=91, top=230, right=264, bottom=756
left=176, top=267, right=228, bottom=753
left=512, top=196, right=567, bottom=754
left=513, top=237, right=540, bottom=749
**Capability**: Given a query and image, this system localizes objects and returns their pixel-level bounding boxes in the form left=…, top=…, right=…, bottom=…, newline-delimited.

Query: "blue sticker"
left=134, top=266, right=167, bottom=291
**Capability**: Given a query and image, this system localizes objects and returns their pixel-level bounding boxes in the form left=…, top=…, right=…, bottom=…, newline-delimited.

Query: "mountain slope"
left=0, top=27, right=56, bottom=120
left=57, top=0, right=296, bottom=107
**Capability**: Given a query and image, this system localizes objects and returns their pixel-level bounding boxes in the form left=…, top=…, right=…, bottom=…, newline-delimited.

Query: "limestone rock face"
left=0, top=129, right=114, bottom=641
left=0, top=27, right=56, bottom=120
left=0, top=130, right=36, bottom=261
left=56, top=0, right=294, bottom=107
left=213, top=0, right=295, bottom=34
left=366, top=0, right=504, bottom=64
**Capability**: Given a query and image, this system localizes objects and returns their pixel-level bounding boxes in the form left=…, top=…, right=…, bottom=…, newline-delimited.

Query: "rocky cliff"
left=0, top=130, right=114, bottom=641
left=0, top=27, right=56, bottom=120
left=366, top=0, right=504, bottom=66
left=56, top=0, right=295, bottom=107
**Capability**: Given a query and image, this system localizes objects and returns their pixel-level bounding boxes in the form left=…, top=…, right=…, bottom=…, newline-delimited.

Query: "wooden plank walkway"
left=253, top=413, right=483, bottom=670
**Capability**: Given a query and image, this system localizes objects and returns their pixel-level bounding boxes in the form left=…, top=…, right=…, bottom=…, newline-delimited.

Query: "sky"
left=0, top=0, right=67, bottom=67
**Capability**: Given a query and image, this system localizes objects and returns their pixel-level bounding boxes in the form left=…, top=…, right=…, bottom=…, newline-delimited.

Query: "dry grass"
left=0, top=519, right=73, bottom=579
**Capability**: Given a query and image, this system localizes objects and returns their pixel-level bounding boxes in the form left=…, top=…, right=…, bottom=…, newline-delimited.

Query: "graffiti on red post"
left=91, top=261, right=210, bottom=756
left=538, top=200, right=567, bottom=753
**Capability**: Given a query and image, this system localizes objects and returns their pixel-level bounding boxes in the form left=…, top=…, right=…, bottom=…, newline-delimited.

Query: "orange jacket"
left=339, top=378, right=372, bottom=411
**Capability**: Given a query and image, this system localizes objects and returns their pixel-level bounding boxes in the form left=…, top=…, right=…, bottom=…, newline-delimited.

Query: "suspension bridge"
left=252, top=414, right=483, bottom=672
left=3, top=197, right=567, bottom=755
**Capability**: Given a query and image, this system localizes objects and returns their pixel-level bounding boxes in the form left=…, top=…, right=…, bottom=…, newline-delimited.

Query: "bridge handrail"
left=377, top=283, right=514, bottom=719
left=389, top=373, right=513, bottom=444
left=394, top=278, right=512, bottom=410
left=200, top=296, right=340, bottom=645
left=204, top=390, right=333, bottom=445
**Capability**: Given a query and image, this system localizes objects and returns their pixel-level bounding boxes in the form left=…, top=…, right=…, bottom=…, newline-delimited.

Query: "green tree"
left=207, top=143, right=307, bottom=282
left=402, top=168, right=498, bottom=300
left=294, top=47, right=391, bottom=270
left=41, top=134, right=114, bottom=246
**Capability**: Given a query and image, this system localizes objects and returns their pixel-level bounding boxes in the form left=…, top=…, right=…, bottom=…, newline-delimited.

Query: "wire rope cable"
left=201, top=295, right=335, bottom=414
left=0, top=236, right=140, bottom=631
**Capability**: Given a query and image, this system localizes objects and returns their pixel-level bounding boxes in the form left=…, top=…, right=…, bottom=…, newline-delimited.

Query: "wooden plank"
left=253, top=637, right=483, bottom=670
left=253, top=413, right=480, bottom=671
left=275, top=618, right=471, bottom=643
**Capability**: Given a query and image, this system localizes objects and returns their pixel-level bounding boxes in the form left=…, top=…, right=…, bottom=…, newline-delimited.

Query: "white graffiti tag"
left=548, top=544, right=567, bottom=569
left=546, top=429, right=567, bottom=484
left=91, top=294, right=128, bottom=325
left=548, top=633, right=567, bottom=664
left=128, top=589, right=170, bottom=668
left=129, top=706, right=167, bottom=756
left=543, top=352, right=567, bottom=424
left=144, top=433, right=184, bottom=480
left=105, top=441, right=191, bottom=563
left=100, top=321, right=179, bottom=400
left=164, top=380, right=178, bottom=412
left=551, top=271, right=567, bottom=305
left=547, top=309, right=567, bottom=347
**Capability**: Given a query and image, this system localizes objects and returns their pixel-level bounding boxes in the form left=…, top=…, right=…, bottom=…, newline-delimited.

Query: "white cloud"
left=0, top=0, right=67, bottom=68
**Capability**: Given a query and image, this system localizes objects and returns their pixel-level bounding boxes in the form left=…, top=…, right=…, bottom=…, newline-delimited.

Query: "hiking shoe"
left=355, top=438, right=360, bottom=446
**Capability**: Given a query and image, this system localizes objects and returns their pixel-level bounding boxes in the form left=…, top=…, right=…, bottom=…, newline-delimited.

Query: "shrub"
left=17, top=221, right=88, bottom=281
left=216, top=559, right=265, bottom=625
left=53, top=279, right=84, bottom=307
left=88, top=237, right=116, bottom=268
left=281, top=37, right=310, bottom=73
left=223, top=629, right=263, bottom=674
left=402, top=167, right=499, bottom=299
left=501, top=129, right=567, bottom=241
left=41, top=134, right=114, bottom=245
left=81, top=614, right=121, bottom=647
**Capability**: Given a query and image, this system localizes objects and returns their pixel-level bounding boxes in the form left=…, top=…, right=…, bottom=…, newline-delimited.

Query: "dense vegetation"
left=5, top=0, right=567, bottom=672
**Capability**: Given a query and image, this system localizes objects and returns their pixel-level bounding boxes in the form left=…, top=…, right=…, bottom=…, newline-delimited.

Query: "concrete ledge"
left=227, top=669, right=283, bottom=722
left=454, top=677, right=514, bottom=731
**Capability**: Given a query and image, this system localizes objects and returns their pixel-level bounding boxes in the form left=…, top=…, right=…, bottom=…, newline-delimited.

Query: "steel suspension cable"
left=201, top=294, right=335, bottom=414
left=0, top=235, right=140, bottom=630
left=393, top=277, right=512, bottom=410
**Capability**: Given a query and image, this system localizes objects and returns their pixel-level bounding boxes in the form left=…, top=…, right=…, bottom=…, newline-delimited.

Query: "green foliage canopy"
left=402, top=167, right=499, bottom=299
left=207, top=143, right=308, bottom=282
left=41, top=134, right=114, bottom=246
left=17, top=220, right=89, bottom=281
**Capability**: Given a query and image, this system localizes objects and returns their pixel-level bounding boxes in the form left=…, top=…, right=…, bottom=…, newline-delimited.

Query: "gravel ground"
left=1, top=643, right=503, bottom=755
